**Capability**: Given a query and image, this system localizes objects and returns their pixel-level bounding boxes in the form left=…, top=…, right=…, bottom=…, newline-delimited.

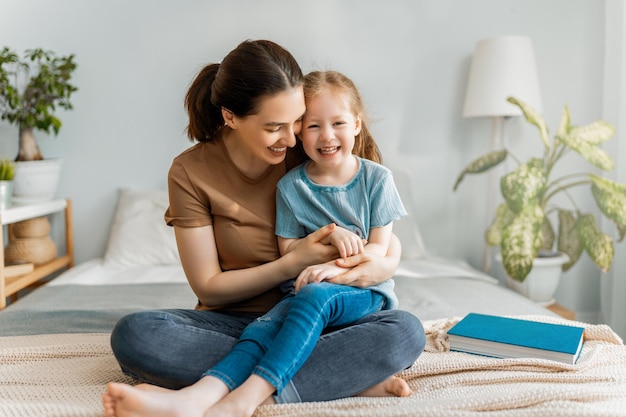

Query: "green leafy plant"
left=454, top=97, right=626, bottom=282
left=0, top=158, right=15, bottom=181
left=0, top=47, right=78, bottom=161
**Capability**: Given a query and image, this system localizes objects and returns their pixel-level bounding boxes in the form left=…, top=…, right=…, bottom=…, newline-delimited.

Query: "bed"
left=1, top=184, right=625, bottom=416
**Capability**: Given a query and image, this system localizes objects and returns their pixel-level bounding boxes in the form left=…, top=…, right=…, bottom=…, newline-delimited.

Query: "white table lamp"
left=464, top=35, right=542, bottom=119
left=462, top=35, right=542, bottom=272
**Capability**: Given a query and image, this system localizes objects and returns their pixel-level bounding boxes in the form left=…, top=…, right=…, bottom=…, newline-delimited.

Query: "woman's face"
left=300, top=90, right=361, bottom=170
left=229, top=87, right=305, bottom=167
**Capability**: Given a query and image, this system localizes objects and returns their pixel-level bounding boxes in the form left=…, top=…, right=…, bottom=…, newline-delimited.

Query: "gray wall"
left=0, top=0, right=611, bottom=319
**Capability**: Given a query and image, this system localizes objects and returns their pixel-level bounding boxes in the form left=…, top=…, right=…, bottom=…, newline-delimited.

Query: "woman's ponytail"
left=185, top=64, right=223, bottom=142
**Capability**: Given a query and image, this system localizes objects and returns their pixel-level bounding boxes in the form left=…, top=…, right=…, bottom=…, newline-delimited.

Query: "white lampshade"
left=463, top=36, right=542, bottom=118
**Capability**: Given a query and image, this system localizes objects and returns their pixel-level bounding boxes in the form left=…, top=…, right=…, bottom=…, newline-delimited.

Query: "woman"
left=105, top=39, right=425, bottom=417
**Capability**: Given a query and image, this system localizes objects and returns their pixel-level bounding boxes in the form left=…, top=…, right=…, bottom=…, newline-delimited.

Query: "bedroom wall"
left=0, top=0, right=611, bottom=320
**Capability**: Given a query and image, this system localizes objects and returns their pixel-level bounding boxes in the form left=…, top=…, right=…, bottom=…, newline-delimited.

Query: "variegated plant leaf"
left=500, top=158, right=546, bottom=213
left=453, top=149, right=507, bottom=191
left=555, top=105, right=571, bottom=141
left=507, top=97, right=549, bottom=148
left=501, top=204, right=544, bottom=281
left=568, top=120, right=615, bottom=145
left=541, top=216, right=555, bottom=251
left=589, top=174, right=626, bottom=236
left=557, top=210, right=583, bottom=271
left=578, top=213, right=614, bottom=272
left=485, top=203, right=514, bottom=246
left=558, top=134, right=614, bottom=171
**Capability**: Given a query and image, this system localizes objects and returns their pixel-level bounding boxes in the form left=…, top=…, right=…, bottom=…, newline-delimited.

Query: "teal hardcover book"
left=447, top=313, right=585, bottom=364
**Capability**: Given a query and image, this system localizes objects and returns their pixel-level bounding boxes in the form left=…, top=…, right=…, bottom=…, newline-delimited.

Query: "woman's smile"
left=268, top=146, right=288, bottom=155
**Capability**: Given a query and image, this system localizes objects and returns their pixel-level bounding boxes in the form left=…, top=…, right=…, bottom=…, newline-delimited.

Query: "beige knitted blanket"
left=1, top=316, right=625, bottom=417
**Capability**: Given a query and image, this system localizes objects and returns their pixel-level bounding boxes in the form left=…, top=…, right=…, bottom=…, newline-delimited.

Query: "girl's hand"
left=285, top=224, right=339, bottom=276
left=321, top=226, right=366, bottom=259
left=295, top=261, right=349, bottom=293
left=327, top=234, right=402, bottom=288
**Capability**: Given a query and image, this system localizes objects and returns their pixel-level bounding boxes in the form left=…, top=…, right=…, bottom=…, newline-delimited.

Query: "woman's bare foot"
left=102, top=377, right=229, bottom=417
left=356, top=376, right=412, bottom=397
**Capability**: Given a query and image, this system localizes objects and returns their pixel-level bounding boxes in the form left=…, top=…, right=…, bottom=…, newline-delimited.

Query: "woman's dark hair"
left=185, top=39, right=304, bottom=142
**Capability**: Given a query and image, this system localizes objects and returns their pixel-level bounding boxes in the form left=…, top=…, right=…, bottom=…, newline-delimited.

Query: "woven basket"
left=4, top=236, right=58, bottom=265
left=10, top=216, right=51, bottom=238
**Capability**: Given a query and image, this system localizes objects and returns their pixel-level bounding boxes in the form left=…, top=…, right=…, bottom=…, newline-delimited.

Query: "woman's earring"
left=222, top=107, right=236, bottom=128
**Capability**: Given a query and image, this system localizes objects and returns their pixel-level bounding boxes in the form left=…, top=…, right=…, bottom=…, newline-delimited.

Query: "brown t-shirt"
left=165, top=139, right=302, bottom=314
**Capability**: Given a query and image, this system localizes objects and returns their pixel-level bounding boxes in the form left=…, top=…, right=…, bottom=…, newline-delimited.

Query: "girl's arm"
left=175, top=223, right=337, bottom=307
left=361, top=223, right=393, bottom=257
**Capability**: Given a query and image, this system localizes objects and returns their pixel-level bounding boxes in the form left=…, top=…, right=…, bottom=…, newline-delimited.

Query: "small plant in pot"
left=0, top=158, right=15, bottom=181
left=0, top=157, right=15, bottom=209
left=454, top=97, right=626, bottom=289
left=0, top=47, right=78, bottom=201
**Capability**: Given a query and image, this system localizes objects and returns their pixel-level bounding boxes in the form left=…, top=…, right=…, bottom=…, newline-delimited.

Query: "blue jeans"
left=111, top=300, right=425, bottom=402
left=204, top=282, right=385, bottom=394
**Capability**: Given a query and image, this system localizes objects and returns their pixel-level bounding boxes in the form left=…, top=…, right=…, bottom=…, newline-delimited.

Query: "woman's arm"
left=175, top=223, right=338, bottom=307
left=279, top=224, right=366, bottom=259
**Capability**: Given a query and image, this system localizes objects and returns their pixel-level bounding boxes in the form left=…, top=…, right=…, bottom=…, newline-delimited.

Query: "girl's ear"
left=354, top=114, right=362, bottom=136
left=221, top=107, right=237, bottom=129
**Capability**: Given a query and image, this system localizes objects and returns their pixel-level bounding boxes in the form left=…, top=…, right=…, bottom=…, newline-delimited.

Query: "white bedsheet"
left=50, top=256, right=497, bottom=286
left=48, top=258, right=187, bottom=286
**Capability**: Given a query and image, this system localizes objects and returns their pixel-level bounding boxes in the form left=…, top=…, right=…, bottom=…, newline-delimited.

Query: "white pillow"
left=390, top=168, right=428, bottom=259
left=104, top=189, right=180, bottom=267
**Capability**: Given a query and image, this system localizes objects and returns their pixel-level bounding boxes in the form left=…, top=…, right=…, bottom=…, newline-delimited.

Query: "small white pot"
left=12, top=159, right=63, bottom=203
left=0, top=180, right=13, bottom=210
left=497, top=252, right=569, bottom=306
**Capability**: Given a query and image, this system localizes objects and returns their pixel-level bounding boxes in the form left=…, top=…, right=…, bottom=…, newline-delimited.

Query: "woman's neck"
left=222, top=129, right=271, bottom=180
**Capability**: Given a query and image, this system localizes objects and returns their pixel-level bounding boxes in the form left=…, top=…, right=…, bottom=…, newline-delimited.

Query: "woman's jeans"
left=111, top=292, right=425, bottom=403
left=204, top=282, right=385, bottom=395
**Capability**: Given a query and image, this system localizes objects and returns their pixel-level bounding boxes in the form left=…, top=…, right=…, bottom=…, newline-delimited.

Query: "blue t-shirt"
left=276, top=157, right=406, bottom=309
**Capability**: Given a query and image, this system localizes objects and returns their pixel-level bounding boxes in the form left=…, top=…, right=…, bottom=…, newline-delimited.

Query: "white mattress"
left=49, top=258, right=188, bottom=286
left=44, top=255, right=553, bottom=322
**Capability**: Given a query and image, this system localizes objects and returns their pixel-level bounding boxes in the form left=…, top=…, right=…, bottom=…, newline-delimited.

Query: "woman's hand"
left=327, top=233, right=401, bottom=288
left=294, top=261, right=349, bottom=293
left=283, top=223, right=339, bottom=277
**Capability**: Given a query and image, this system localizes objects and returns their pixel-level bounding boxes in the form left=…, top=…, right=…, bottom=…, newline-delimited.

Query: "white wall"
left=602, top=0, right=626, bottom=338
left=0, top=0, right=612, bottom=318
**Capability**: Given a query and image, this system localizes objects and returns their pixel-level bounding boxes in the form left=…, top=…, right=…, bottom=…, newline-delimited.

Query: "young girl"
left=103, top=41, right=425, bottom=417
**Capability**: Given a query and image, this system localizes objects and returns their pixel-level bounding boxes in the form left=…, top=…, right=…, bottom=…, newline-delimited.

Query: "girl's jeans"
left=203, top=282, right=385, bottom=395
left=111, top=292, right=425, bottom=403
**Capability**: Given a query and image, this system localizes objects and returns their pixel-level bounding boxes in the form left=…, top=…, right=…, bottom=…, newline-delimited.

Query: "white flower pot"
left=12, top=159, right=63, bottom=203
left=0, top=180, right=13, bottom=210
left=497, top=252, right=569, bottom=306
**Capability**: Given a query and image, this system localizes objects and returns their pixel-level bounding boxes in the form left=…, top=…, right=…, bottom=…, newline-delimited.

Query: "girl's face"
left=226, top=87, right=305, bottom=168
left=300, top=90, right=361, bottom=170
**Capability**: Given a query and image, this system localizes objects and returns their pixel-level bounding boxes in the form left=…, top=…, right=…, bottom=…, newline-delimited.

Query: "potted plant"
left=0, top=157, right=15, bottom=209
left=0, top=47, right=77, bottom=201
left=454, top=97, right=626, bottom=301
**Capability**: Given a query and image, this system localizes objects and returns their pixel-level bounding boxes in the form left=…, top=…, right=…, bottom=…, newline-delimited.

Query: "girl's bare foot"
left=102, top=377, right=229, bottom=417
left=206, top=375, right=275, bottom=417
left=356, top=376, right=412, bottom=397
left=133, top=383, right=171, bottom=393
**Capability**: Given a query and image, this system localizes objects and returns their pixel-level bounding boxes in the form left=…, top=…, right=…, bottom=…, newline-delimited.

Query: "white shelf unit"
left=0, top=198, right=74, bottom=309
